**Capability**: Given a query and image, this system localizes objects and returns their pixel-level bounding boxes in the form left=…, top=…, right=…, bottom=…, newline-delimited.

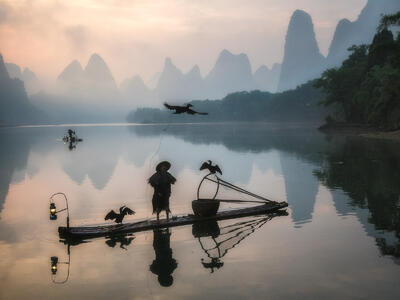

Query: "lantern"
left=50, top=203, right=57, bottom=220
left=50, top=256, right=58, bottom=274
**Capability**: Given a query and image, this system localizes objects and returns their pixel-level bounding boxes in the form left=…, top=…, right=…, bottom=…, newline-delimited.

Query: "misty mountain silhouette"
left=57, top=53, right=117, bottom=93
left=157, top=57, right=188, bottom=101
left=156, top=50, right=258, bottom=101
left=205, top=49, right=256, bottom=99
left=120, top=75, right=157, bottom=107
left=24, top=0, right=400, bottom=124
left=57, top=60, right=84, bottom=83
left=0, top=54, right=44, bottom=125
left=5, top=62, right=40, bottom=95
left=85, top=53, right=117, bottom=89
left=253, top=63, right=281, bottom=93
left=278, top=10, right=325, bottom=92
left=327, top=0, right=400, bottom=68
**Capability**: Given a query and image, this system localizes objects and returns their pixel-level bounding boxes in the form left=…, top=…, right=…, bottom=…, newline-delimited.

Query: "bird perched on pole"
left=200, top=160, right=222, bottom=175
left=164, top=103, right=208, bottom=115
left=105, top=206, right=135, bottom=224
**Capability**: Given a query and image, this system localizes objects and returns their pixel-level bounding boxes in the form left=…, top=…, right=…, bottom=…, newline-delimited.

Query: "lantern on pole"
left=49, top=203, right=57, bottom=220
left=48, top=193, right=70, bottom=228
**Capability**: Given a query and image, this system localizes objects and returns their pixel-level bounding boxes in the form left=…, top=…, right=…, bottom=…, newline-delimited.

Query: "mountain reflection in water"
left=1, top=123, right=400, bottom=298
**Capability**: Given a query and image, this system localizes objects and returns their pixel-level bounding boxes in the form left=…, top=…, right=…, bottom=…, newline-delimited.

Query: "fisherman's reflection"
left=68, top=141, right=76, bottom=151
left=150, top=228, right=178, bottom=287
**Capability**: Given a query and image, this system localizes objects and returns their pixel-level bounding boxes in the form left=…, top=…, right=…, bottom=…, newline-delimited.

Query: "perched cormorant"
left=164, top=103, right=208, bottom=115
left=200, top=160, right=222, bottom=175
left=105, top=206, right=135, bottom=224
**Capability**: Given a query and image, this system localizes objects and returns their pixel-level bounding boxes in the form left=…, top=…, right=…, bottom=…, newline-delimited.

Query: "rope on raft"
left=198, top=173, right=277, bottom=204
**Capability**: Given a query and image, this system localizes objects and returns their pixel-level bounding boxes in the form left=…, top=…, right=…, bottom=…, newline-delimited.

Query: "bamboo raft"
left=59, top=201, right=288, bottom=239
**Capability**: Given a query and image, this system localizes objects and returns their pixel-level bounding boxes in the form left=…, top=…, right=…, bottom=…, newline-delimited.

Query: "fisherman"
left=67, top=129, right=76, bottom=141
left=148, top=161, right=176, bottom=221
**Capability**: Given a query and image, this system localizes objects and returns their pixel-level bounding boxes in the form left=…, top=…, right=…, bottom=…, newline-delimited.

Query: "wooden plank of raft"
left=58, top=202, right=288, bottom=239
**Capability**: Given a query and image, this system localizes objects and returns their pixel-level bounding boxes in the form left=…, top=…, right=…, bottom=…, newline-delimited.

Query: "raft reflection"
left=52, top=212, right=287, bottom=286
left=193, top=212, right=288, bottom=273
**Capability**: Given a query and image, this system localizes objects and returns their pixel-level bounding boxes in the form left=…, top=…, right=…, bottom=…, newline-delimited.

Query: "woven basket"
left=192, top=199, right=220, bottom=217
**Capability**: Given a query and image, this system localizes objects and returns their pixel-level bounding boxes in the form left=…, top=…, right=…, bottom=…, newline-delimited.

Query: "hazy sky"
left=0, top=0, right=367, bottom=84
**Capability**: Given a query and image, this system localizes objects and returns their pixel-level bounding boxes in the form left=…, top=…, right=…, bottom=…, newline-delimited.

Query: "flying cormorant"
left=164, top=103, right=208, bottom=115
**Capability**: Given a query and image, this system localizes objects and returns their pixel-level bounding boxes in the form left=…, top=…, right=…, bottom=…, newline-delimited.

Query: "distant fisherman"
left=148, top=161, right=176, bottom=221
left=67, top=129, right=76, bottom=140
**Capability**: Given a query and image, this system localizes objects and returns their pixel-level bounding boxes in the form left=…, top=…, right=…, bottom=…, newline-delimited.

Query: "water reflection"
left=314, top=137, right=400, bottom=262
left=105, top=234, right=135, bottom=250
left=193, top=213, right=287, bottom=273
left=150, top=228, right=178, bottom=287
left=0, top=128, right=35, bottom=212
left=2, top=123, right=400, bottom=299
left=51, top=238, right=90, bottom=284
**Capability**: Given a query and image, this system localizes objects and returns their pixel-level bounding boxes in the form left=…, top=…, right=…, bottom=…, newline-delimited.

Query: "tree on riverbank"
left=315, top=12, right=400, bottom=130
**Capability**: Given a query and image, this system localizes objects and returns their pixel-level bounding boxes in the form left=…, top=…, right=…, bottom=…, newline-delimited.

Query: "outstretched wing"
left=196, top=112, right=208, bottom=115
left=215, top=165, right=222, bottom=175
left=200, top=162, right=209, bottom=171
left=105, top=210, right=118, bottom=220
left=164, top=103, right=179, bottom=110
left=123, top=207, right=135, bottom=215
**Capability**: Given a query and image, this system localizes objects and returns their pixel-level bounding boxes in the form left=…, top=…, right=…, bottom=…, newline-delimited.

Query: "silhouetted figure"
left=67, top=129, right=75, bottom=140
left=164, top=103, right=208, bottom=115
left=200, top=160, right=222, bottom=175
left=105, top=234, right=135, bottom=250
left=105, top=206, right=135, bottom=224
left=148, top=161, right=176, bottom=221
left=63, top=129, right=82, bottom=144
left=150, top=228, right=177, bottom=287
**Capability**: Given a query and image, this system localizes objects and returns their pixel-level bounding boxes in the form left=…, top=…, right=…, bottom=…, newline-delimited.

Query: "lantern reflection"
left=50, top=256, right=58, bottom=274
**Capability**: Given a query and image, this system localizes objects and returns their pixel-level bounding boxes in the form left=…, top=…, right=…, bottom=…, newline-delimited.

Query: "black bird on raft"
left=105, top=206, right=135, bottom=224
left=164, top=103, right=208, bottom=115
left=200, top=160, right=222, bottom=175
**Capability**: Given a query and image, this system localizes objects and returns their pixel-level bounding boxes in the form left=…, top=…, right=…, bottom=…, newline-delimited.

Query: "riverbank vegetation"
left=127, top=81, right=327, bottom=123
left=315, top=12, right=400, bottom=130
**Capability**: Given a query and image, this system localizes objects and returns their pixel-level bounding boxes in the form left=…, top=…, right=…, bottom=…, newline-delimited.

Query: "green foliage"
left=315, top=12, right=400, bottom=130
left=314, top=45, right=368, bottom=122
left=378, top=11, right=400, bottom=32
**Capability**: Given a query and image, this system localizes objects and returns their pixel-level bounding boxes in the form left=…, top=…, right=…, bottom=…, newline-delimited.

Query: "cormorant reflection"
left=105, top=234, right=135, bottom=250
left=150, top=228, right=178, bottom=287
left=194, top=213, right=287, bottom=273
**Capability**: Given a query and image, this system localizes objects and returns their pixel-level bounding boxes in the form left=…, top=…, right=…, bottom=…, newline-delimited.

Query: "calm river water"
left=0, top=123, right=399, bottom=299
